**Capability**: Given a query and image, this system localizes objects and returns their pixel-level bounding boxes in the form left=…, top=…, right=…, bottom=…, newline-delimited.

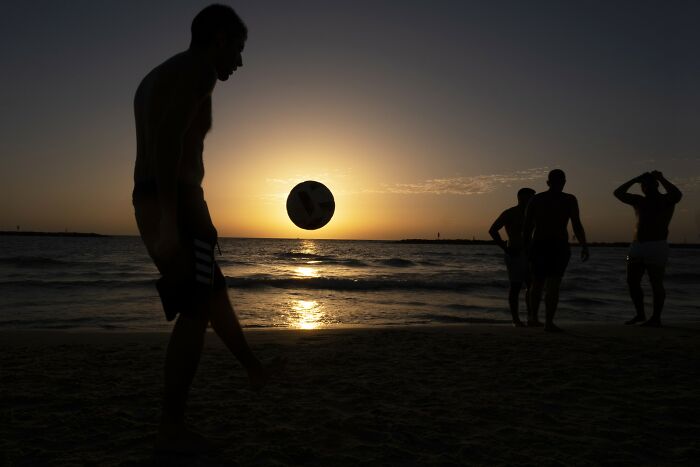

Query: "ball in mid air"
left=286, top=181, right=335, bottom=230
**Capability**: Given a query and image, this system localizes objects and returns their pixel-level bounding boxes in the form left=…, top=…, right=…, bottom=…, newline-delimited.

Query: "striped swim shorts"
left=133, top=182, right=226, bottom=321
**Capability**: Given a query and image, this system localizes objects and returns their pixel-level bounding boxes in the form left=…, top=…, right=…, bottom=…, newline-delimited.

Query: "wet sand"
left=2, top=324, right=700, bottom=466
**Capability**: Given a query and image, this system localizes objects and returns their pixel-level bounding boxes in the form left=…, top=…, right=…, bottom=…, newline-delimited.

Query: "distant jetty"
left=397, top=239, right=495, bottom=245
left=0, top=231, right=107, bottom=238
left=396, top=239, right=700, bottom=248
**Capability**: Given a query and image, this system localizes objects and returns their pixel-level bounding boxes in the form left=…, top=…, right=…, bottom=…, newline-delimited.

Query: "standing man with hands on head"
left=614, top=171, right=682, bottom=327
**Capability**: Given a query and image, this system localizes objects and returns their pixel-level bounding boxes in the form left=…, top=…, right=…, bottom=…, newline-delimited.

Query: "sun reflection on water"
left=291, top=299, right=324, bottom=329
left=295, top=266, right=320, bottom=277
left=298, top=239, right=318, bottom=255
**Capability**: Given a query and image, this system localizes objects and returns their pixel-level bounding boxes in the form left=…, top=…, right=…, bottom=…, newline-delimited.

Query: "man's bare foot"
left=155, top=424, right=209, bottom=454
left=513, top=320, right=526, bottom=327
left=544, top=323, right=563, bottom=333
left=640, top=318, right=662, bottom=328
left=248, top=356, right=287, bottom=391
left=625, top=315, right=646, bottom=325
left=528, top=320, right=543, bottom=327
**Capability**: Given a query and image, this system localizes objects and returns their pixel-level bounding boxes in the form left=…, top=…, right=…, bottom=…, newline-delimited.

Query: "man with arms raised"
left=523, top=169, right=589, bottom=332
left=614, top=171, right=682, bottom=327
left=489, top=188, right=536, bottom=327
left=133, top=4, right=281, bottom=452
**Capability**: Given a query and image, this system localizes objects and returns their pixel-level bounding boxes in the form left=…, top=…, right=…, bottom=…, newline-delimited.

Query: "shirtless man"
left=523, top=169, right=589, bottom=332
left=489, top=188, right=536, bottom=326
left=614, top=171, right=683, bottom=327
left=133, top=5, right=281, bottom=452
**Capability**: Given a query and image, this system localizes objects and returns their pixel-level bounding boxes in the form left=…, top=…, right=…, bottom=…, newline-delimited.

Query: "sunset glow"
left=0, top=1, right=697, bottom=242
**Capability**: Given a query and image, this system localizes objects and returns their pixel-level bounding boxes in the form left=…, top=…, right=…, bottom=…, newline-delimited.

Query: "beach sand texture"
left=2, top=324, right=700, bottom=466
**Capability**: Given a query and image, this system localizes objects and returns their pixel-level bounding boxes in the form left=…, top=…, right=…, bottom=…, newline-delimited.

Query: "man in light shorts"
left=614, top=171, right=683, bottom=327
left=489, top=188, right=536, bottom=326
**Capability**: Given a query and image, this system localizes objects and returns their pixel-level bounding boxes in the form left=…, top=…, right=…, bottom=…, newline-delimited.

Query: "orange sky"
left=1, top=1, right=698, bottom=241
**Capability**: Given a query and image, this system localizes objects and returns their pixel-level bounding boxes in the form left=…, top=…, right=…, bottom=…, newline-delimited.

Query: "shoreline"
left=4, top=233, right=699, bottom=247
left=2, top=320, right=700, bottom=333
left=3, top=321, right=700, bottom=344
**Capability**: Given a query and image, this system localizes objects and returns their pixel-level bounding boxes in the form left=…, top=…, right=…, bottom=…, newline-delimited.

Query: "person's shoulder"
left=503, top=205, right=520, bottom=216
left=148, top=51, right=216, bottom=97
left=526, top=193, right=544, bottom=207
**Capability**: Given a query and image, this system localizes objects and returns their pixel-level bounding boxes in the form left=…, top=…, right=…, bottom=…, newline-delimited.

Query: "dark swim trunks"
left=133, top=182, right=226, bottom=321
left=530, top=240, right=571, bottom=279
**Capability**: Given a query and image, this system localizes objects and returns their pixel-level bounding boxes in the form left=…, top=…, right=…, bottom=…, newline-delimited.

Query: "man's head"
left=190, top=4, right=247, bottom=81
left=640, top=172, right=659, bottom=195
left=517, top=187, right=535, bottom=206
left=547, top=169, right=566, bottom=192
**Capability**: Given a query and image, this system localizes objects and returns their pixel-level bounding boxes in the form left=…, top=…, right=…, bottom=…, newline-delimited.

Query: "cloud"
left=260, top=167, right=550, bottom=201
left=375, top=168, right=549, bottom=196
left=673, top=175, right=700, bottom=192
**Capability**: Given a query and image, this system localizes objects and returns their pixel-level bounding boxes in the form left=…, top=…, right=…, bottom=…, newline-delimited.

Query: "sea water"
left=0, top=236, right=698, bottom=331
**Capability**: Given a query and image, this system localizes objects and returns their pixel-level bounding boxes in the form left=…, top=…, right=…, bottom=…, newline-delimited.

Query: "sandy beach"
left=2, top=324, right=700, bottom=466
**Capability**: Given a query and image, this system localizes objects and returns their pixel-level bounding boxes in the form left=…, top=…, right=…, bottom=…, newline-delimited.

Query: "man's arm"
left=652, top=170, right=683, bottom=204
left=570, top=196, right=589, bottom=262
left=522, top=198, right=536, bottom=247
left=488, top=211, right=509, bottom=252
left=613, top=174, right=646, bottom=205
left=154, top=82, right=209, bottom=257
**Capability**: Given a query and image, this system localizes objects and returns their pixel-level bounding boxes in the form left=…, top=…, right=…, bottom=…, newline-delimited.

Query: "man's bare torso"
left=632, top=195, right=677, bottom=242
left=528, top=191, right=577, bottom=242
left=134, top=51, right=216, bottom=187
left=501, top=205, right=527, bottom=249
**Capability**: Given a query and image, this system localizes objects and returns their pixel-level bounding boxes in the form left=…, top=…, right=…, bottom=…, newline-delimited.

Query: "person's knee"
left=177, top=308, right=209, bottom=331
left=208, top=285, right=232, bottom=312
left=545, top=277, right=561, bottom=291
left=650, top=281, right=665, bottom=295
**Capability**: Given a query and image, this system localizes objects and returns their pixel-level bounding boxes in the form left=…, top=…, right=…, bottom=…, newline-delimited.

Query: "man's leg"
left=642, top=264, right=665, bottom=327
left=157, top=308, right=210, bottom=452
left=208, top=286, right=263, bottom=385
left=508, top=281, right=525, bottom=326
left=544, top=276, right=563, bottom=332
left=528, top=278, right=544, bottom=326
left=625, top=260, right=646, bottom=324
left=524, top=278, right=532, bottom=320
left=208, top=281, right=285, bottom=389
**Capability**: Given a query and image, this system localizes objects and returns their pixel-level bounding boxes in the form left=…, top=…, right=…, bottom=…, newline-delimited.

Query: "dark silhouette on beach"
left=523, top=169, right=589, bottom=332
left=132, top=4, right=283, bottom=453
left=489, top=188, right=536, bottom=326
left=614, top=171, right=683, bottom=327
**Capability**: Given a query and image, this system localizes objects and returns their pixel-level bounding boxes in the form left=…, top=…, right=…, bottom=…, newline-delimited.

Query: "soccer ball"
left=286, top=181, right=335, bottom=230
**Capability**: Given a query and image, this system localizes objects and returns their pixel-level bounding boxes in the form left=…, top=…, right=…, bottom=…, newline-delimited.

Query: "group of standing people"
left=489, top=169, right=682, bottom=331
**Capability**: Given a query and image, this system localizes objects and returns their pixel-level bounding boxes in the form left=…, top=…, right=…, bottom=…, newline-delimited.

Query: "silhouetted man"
left=614, top=171, right=682, bottom=327
left=489, top=188, right=536, bottom=326
left=523, top=169, right=589, bottom=332
left=132, top=5, right=281, bottom=453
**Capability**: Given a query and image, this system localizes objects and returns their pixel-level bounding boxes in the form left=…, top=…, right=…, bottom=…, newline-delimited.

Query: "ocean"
left=0, top=236, right=698, bottom=331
